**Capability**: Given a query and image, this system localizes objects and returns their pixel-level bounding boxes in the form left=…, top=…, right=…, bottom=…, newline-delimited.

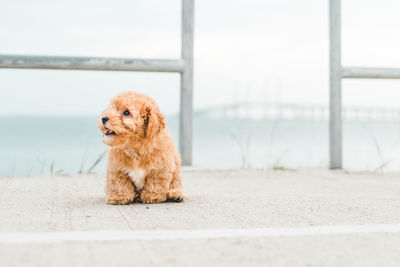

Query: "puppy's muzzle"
left=101, top=116, right=116, bottom=136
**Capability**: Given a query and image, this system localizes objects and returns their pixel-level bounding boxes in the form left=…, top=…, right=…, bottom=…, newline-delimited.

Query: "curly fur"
left=98, top=91, right=184, bottom=204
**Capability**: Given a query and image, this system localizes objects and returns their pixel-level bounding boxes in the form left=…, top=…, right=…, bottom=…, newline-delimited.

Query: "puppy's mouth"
left=104, top=130, right=116, bottom=136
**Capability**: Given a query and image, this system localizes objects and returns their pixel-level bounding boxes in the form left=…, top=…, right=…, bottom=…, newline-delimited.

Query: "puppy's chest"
left=126, top=168, right=146, bottom=190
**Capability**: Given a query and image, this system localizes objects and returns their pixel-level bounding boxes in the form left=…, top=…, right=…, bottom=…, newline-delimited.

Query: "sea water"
left=1, top=115, right=400, bottom=176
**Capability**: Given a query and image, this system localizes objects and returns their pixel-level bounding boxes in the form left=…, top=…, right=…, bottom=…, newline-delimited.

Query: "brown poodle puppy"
left=98, top=91, right=184, bottom=204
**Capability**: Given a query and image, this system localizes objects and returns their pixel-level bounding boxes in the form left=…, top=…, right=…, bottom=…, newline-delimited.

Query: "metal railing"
left=0, top=0, right=195, bottom=166
left=329, top=0, right=400, bottom=169
left=196, top=102, right=400, bottom=122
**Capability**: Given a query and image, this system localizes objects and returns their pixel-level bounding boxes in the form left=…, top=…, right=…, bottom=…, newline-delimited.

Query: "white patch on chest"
left=127, top=169, right=146, bottom=190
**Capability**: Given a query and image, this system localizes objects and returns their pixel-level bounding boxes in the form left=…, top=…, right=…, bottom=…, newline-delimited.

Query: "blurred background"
left=1, top=0, right=400, bottom=176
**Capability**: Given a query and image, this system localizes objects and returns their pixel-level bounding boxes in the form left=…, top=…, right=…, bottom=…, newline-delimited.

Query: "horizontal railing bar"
left=342, top=67, right=400, bottom=79
left=0, top=55, right=185, bottom=73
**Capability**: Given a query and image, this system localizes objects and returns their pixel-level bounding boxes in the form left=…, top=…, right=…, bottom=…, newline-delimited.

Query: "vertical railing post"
left=180, top=0, right=195, bottom=165
left=329, top=0, right=342, bottom=169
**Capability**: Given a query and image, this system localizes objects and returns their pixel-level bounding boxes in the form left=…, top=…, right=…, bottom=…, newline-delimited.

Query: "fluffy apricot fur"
left=98, top=91, right=184, bottom=204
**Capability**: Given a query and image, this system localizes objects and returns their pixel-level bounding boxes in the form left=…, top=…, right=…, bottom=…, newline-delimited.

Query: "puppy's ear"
left=141, top=104, right=165, bottom=139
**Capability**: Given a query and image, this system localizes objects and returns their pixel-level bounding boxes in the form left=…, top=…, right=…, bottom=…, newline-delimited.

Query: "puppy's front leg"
left=140, top=171, right=172, bottom=204
left=105, top=170, right=137, bottom=205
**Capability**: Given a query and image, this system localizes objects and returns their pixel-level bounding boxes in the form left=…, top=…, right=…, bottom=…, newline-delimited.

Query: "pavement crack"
left=117, top=207, right=134, bottom=230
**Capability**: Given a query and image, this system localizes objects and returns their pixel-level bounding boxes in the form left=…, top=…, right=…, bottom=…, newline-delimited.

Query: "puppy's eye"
left=123, top=110, right=130, bottom=116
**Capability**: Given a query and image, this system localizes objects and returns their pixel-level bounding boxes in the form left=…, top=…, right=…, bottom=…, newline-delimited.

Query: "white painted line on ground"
left=1, top=224, right=400, bottom=244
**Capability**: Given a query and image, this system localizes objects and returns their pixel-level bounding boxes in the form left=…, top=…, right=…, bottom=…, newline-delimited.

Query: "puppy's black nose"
left=102, top=117, right=109, bottom=125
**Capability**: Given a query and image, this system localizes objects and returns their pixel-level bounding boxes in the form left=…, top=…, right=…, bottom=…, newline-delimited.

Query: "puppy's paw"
left=106, top=193, right=136, bottom=205
left=167, top=189, right=185, bottom=202
left=140, top=191, right=167, bottom=204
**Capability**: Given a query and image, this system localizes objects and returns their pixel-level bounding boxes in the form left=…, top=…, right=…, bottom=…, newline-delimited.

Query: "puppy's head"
left=98, top=91, right=165, bottom=147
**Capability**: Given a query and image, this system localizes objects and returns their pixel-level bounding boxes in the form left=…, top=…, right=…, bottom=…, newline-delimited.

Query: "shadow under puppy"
left=98, top=91, right=184, bottom=204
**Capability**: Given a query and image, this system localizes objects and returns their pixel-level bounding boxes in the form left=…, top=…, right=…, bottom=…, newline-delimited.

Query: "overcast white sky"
left=1, top=0, right=400, bottom=115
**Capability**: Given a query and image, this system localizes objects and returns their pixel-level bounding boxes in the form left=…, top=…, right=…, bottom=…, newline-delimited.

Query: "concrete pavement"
left=1, top=168, right=400, bottom=266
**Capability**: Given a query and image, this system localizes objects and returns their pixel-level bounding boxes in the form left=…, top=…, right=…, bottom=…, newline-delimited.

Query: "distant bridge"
left=195, top=102, right=400, bottom=121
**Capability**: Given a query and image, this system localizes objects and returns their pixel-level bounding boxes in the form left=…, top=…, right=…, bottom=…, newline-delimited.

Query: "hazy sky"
left=1, top=0, right=400, bottom=115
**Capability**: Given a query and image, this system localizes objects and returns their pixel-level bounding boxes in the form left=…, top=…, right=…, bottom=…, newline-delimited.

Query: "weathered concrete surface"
left=1, top=168, right=400, bottom=266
